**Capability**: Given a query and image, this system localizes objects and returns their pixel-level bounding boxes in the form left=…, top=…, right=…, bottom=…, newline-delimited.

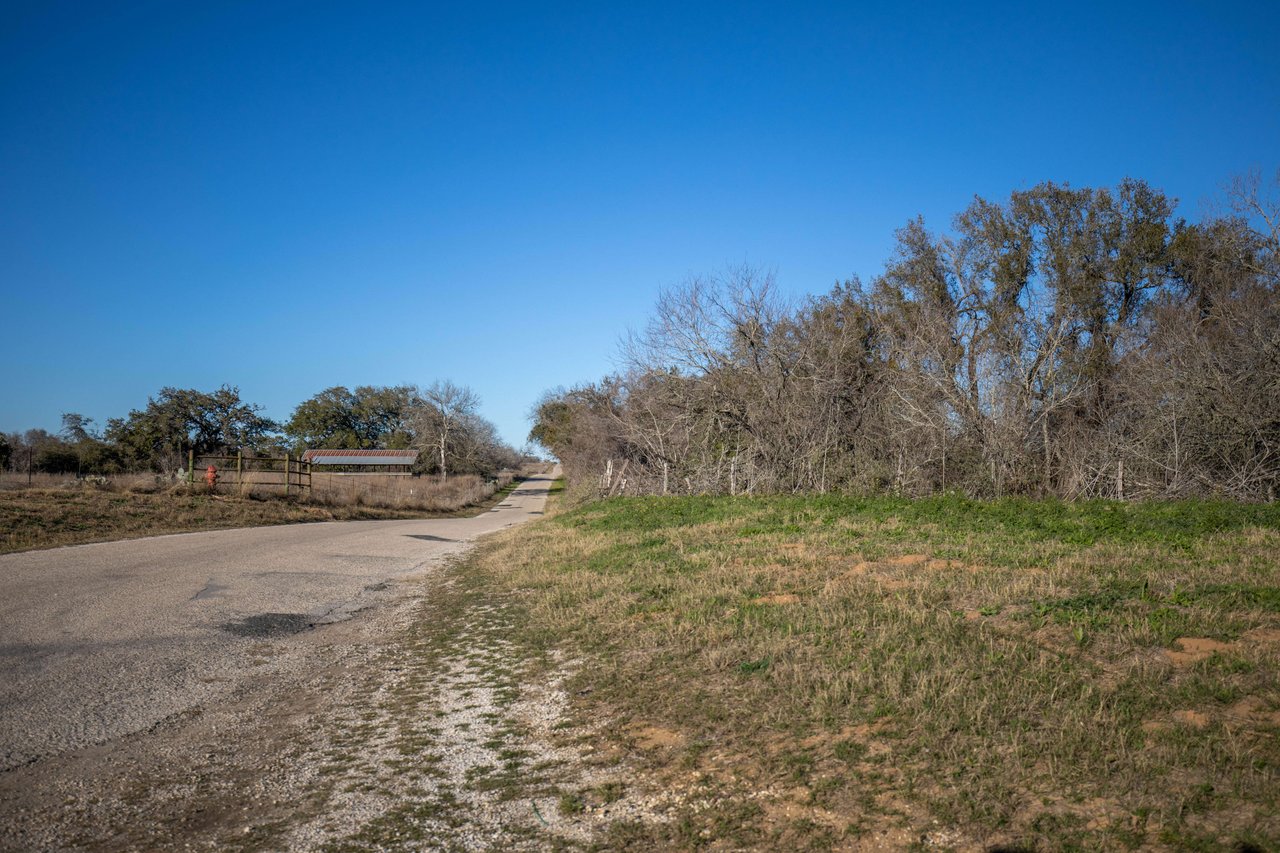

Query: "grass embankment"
left=0, top=474, right=529, bottom=555
left=465, top=493, right=1280, bottom=850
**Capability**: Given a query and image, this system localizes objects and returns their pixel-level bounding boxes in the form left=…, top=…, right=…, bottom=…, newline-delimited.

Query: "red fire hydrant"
left=204, top=465, right=219, bottom=488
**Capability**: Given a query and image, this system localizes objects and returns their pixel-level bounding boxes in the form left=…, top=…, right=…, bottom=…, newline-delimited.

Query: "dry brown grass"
left=0, top=487, right=416, bottom=554
left=0, top=471, right=161, bottom=492
left=0, top=468, right=537, bottom=554
left=307, top=472, right=510, bottom=512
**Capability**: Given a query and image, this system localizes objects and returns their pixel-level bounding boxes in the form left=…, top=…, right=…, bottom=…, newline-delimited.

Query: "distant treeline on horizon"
left=2, top=381, right=525, bottom=480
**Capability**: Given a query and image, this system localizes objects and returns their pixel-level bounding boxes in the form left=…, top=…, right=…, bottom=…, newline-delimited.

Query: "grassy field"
left=460, top=492, right=1280, bottom=850
left=0, top=475, right=529, bottom=555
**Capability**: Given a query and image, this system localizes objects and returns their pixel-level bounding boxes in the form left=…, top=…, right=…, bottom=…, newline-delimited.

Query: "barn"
left=300, top=449, right=419, bottom=475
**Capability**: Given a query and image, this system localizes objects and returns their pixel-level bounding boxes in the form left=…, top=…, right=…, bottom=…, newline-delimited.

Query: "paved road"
left=0, top=470, right=556, bottom=773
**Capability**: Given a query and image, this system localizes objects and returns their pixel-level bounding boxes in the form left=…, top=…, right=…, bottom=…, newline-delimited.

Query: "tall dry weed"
left=0, top=471, right=167, bottom=493
left=308, top=472, right=514, bottom=512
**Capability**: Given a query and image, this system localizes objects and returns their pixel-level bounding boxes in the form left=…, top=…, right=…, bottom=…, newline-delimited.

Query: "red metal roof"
left=302, top=449, right=419, bottom=464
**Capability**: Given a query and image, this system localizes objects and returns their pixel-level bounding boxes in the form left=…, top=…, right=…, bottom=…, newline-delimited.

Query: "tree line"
left=3, top=380, right=524, bottom=480
left=532, top=173, right=1280, bottom=501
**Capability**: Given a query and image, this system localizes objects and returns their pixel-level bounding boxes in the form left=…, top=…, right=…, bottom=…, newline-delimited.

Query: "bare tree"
left=413, top=381, right=481, bottom=482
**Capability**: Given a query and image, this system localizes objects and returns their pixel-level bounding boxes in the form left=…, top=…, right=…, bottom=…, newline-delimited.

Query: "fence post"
left=237, top=450, right=243, bottom=489
left=284, top=453, right=290, bottom=497
left=188, top=448, right=195, bottom=484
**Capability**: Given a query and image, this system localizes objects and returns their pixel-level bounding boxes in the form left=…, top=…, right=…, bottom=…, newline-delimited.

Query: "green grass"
left=569, top=493, right=1280, bottom=550
left=462, top=493, right=1280, bottom=850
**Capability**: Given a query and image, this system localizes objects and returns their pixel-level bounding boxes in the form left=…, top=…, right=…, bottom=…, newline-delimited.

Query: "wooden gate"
left=188, top=450, right=312, bottom=495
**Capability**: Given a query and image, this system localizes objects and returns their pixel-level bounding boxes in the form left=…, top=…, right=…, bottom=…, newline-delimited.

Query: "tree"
left=864, top=180, right=1179, bottom=496
left=529, top=381, right=630, bottom=489
left=57, top=412, right=122, bottom=474
left=534, top=176, right=1277, bottom=501
left=1128, top=173, right=1280, bottom=500
left=451, top=412, right=522, bottom=476
left=528, top=390, right=576, bottom=458
left=413, top=381, right=481, bottom=481
left=0, top=433, right=10, bottom=470
left=106, top=385, right=278, bottom=470
left=35, top=444, right=79, bottom=474
left=60, top=413, right=99, bottom=443
left=284, top=385, right=417, bottom=450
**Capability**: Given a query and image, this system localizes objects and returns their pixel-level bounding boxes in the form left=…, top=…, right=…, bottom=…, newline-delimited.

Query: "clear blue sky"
left=3, top=1, right=1278, bottom=448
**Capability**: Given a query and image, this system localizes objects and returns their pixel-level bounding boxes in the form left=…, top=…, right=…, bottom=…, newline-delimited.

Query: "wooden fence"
left=189, top=451, right=312, bottom=495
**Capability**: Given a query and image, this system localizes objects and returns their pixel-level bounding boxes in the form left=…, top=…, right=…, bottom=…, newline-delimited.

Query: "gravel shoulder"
left=0, top=566, right=623, bottom=852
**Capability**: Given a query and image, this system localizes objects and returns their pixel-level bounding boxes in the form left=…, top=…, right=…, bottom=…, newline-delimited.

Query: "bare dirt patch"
left=627, top=725, right=687, bottom=751
left=750, top=593, right=800, bottom=605
left=1226, top=697, right=1280, bottom=727
left=1164, top=637, right=1237, bottom=667
left=1172, top=709, right=1212, bottom=728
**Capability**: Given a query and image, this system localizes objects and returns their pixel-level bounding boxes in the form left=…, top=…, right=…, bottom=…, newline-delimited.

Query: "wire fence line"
left=2, top=454, right=530, bottom=513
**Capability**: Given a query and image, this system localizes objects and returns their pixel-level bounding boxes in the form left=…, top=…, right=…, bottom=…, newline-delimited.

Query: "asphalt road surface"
left=0, top=470, right=555, bottom=774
